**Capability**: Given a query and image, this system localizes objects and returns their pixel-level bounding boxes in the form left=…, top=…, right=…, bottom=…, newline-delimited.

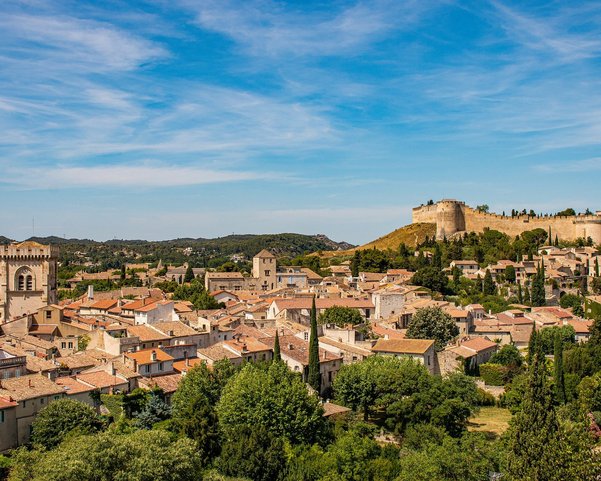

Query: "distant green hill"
left=2, top=233, right=353, bottom=268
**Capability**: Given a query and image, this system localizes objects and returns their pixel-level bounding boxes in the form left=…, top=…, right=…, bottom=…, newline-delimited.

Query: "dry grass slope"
left=359, top=222, right=436, bottom=251
left=319, top=222, right=436, bottom=258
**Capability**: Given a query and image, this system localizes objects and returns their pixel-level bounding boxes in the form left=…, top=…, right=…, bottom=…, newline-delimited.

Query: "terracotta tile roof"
left=122, top=298, right=157, bottom=311
left=260, top=335, right=341, bottom=365
left=151, top=321, right=197, bottom=337
left=372, top=338, right=434, bottom=355
left=28, top=324, right=58, bottom=335
left=0, top=397, right=18, bottom=409
left=223, top=336, right=271, bottom=355
left=57, top=352, right=99, bottom=370
left=459, top=337, right=498, bottom=352
left=139, top=373, right=182, bottom=394
left=76, top=371, right=128, bottom=389
left=0, top=374, right=64, bottom=401
left=126, top=325, right=169, bottom=342
left=319, top=337, right=373, bottom=356
left=90, top=299, right=118, bottom=310
left=272, top=297, right=374, bottom=311
left=125, top=348, right=173, bottom=365
left=198, top=343, right=241, bottom=362
left=322, top=401, right=351, bottom=417
left=371, top=322, right=406, bottom=340
left=173, top=358, right=204, bottom=373
left=255, top=249, right=275, bottom=258
left=55, top=376, right=95, bottom=395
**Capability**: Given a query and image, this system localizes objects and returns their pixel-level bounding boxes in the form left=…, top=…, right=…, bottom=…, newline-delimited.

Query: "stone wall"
left=413, top=200, right=601, bottom=244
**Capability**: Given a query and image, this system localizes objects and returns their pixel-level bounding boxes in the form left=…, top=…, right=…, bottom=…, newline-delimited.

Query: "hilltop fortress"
left=412, top=200, right=601, bottom=245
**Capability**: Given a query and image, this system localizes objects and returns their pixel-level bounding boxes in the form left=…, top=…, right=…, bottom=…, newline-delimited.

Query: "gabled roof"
left=255, top=249, right=275, bottom=258
left=372, top=338, right=434, bottom=355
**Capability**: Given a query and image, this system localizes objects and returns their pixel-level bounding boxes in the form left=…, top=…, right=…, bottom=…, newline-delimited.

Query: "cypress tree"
left=307, top=296, right=321, bottom=394
left=554, top=331, right=566, bottom=405
left=527, top=329, right=537, bottom=364
left=596, top=258, right=599, bottom=277
left=506, top=333, right=560, bottom=480
left=273, top=330, right=281, bottom=362
left=554, top=234, right=559, bottom=247
left=432, top=244, right=442, bottom=269
left=524, top=286, right=531, bottom=304
left=483, top=269, right=496, bottom=295
left=184, top=265, right=195, bottom=283
left=517, top=283, right=523, bottom=304
left=351, top=251, right=361, bottom=278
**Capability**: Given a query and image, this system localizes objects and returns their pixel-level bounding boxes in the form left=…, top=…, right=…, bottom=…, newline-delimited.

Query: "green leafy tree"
left=30, top=399, right=103, bottom=449
left=489, top=344, right=523, bottom=370
left=504, top=265, right=516, bottom=283
left=410, top=266, right=448, bottom=294
left=172, top=279, right=223, bottom=310
left=9, top=430, right=202, bottom=481
left=307, top=296, right=321, bottom=393
left=406, top=306, right=458, bottom=351
left=135, top=391, right=171, bottom=429
left=171, top=394, right=220, bottom=466
left=560, top=293, right=583, bottom=317
left=217, top=425, right=287, bottom=481
left=318, top=306, right=363, bottom=327
left=216, top=362, right=325, bottom=446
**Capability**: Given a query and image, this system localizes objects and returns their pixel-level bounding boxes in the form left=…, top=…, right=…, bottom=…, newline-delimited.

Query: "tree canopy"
left=406, top=306, right=458, bottom=351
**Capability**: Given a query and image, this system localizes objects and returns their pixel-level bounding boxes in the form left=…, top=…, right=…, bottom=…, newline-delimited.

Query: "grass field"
left=468, top=407, right=512, bottom=436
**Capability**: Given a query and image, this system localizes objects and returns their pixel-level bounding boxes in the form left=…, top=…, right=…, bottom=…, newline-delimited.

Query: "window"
left=18, top=275, right=25, bottom=291
left=22, top=401, right=26, bottom=408
left=0, top=411, right=4, bottom=423
left=68, top=342, right=73, bottom=349
left=26, top=275, right=33, bottom=290
left=40, top=397, right=45, bottom=405
left=54, top=395, right=60, bottom=400
left=304, top=332, right=309, bottom=341
left=158, top=362, right=164, bottom=371
left=61, top=342, right=66, bottom=349
left=45, top=311, right=52, bottom=320
left=144, top=365, right=151, bottom=374
left=264, top=270, right=270, bottom=276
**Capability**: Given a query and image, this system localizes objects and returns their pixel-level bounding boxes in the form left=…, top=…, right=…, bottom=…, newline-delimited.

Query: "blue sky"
left=1, top=0, right=601, bottom=244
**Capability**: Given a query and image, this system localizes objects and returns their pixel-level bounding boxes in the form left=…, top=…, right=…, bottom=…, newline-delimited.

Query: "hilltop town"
left=0, top=201, right=600, bottom=479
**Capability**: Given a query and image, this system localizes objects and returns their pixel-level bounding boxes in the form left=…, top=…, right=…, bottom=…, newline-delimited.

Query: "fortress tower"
left=412, top=200, right=601, bottom=244
left=0, top=241, right=58, bottom=322
left=435, top=200, right=466, bottom=239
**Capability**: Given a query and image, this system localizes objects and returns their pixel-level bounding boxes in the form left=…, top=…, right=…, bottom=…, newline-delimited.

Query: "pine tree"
left=483, top=269, right=496, bottom=295
left=554, top=331, right=566, bottom=405
left=307, top=296, right=321, bottom=394
left=273, top=330, right=281, bottom=363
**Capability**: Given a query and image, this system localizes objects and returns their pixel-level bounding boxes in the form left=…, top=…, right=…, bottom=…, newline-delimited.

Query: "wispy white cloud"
left=0, top=13, right=167, bottom=72
left=185, top=0, right=429, bottom=57
left=2, top=163, right=273, bottom=188
left=533, top=157, right=601, bottom=173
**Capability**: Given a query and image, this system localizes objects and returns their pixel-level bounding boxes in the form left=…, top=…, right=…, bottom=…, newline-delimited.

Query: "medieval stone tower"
left=252, top=249, right=277, bottom=290
left=0, top=241, right=58, bottom=322
left=413, top=200, right=601, bottom=244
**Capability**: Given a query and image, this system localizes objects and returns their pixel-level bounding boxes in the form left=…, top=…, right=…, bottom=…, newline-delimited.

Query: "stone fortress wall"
left=412, top=199, right=601, bottom=245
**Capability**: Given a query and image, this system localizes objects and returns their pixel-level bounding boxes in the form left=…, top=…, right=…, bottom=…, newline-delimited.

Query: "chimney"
left=87, top=285, right=94, bottom=301
left=151, top=350, right=157, bottom=361
left=185, top=358, right=190, bottom=367
left=28, top=379, right=32, bottom=388
left=288, top=344, right=293, bottom=350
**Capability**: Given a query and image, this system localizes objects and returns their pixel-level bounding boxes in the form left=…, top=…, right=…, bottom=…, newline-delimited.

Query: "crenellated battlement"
left=412, top=200, right=601, bottom=244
